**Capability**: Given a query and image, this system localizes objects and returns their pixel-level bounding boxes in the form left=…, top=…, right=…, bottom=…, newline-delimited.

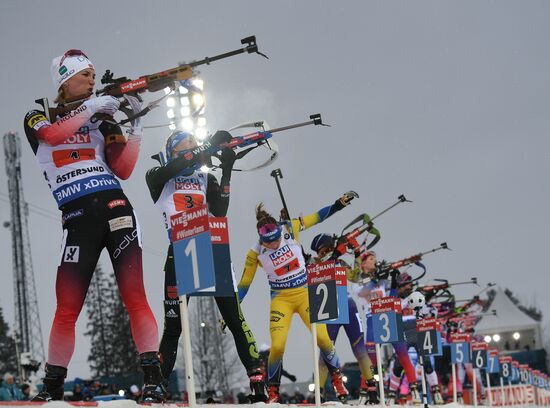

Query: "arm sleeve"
left=145, top=167, right=166, bottom=203
left=206, top=170, right=231, bottom=217
left=387, top=279, right=398, bottom=297
left=237, top=248, right=260, bottom=302
left=289, top=199, right=347, bottom=239
left=102, top=121, right=140, bottom=180
left=26, top=104, right=93, bottom=146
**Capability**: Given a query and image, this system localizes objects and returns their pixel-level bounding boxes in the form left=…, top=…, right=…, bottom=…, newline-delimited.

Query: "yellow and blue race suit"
left=238, top=203, right=346, bottom=386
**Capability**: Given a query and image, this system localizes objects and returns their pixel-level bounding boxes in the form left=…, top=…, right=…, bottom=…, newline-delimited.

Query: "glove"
left=280, top=208, right=290, bottom=221
left=390, top=268, right=400, bottom=280
left=122, top=94, right=143, bottom=133
left=219, top=147, right=236, bottom=170
left=288, top=374, right=297, bottom=382
left=84, top=95, right=120, bottom=116
left=209, top=130, right=232, bottom=148
left=374, top=262, right=390, bottom=280
left=339, top=190, right=359, bottom=206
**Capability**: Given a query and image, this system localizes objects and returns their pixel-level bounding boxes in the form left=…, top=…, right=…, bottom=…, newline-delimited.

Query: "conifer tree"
left=0, top=307, right=18, bottom=374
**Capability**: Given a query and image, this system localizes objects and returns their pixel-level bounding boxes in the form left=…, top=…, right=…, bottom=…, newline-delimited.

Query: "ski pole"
left=270, top=168, right=292, bottom=221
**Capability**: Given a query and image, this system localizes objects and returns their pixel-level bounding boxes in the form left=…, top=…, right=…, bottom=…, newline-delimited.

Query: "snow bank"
left=0, top=402, right=548, bottom=408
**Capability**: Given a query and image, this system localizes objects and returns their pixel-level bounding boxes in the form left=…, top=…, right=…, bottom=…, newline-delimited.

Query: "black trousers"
left=159, top=245, right=261, bottom=380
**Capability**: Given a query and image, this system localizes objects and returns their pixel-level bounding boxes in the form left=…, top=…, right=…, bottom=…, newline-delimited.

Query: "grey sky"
left=0, top=1, right=549, bottom=384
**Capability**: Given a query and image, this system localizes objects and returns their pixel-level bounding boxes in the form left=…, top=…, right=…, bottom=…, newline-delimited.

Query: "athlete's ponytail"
left=255, top=203, right=277, bottom=229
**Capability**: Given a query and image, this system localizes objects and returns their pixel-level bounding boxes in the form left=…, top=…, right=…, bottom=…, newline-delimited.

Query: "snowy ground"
left=0, top=402, right=546, bottom=408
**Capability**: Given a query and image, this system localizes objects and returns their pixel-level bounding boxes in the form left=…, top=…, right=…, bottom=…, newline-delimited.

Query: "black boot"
left=247, top=367, right=268, bottom=402
left=366, top=379, right=379, bottom=404
left=32, top=363, right=67, bottom=401
left=140, top=352, right=167, bottom=403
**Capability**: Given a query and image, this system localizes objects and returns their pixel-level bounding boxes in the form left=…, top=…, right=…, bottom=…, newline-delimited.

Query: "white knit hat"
left=50, top=50, right=94, bottom=90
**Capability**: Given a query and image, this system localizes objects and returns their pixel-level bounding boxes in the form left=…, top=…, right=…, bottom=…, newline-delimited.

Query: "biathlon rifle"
left=332, top=195, right=411, bottom=257
left=419, top=277, right=478, bottom=301
left=224, top=114, right=328, bottom=168
left=36, top=36, right=266, bottom=124
left=153, top=114, right=328, bottom=168
left=375, top=242, right=450, bottom=280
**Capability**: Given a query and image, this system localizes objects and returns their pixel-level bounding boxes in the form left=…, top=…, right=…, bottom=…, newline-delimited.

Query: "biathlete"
left=146, top=130, right=267, bottom=401
left=24, top=49, right=164, bottom=401
left=394, top=274, right=444, bottom=404
left=309, top=233, right=379, bottom=404
left=237, top=195, right=357, bottom=403
left=350, top=251, right=421, bottom=405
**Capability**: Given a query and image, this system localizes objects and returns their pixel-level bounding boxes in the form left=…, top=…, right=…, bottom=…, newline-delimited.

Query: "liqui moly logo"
left=63, top=128, right=90, bottom=144
left=269, top=245, right=295, bottom=266
left=175, top=179, right=201, bottom=191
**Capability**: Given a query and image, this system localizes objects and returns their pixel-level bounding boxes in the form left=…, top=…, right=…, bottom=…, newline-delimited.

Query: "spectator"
left=20, top=384, right=31, bottom=401
left=0, top=373, right=24, bottom=401
left=70, top=384, right=84, bottom=401
left=99, top=384, right=111, bottom=395
left=289, top=387, right=305, bottom=403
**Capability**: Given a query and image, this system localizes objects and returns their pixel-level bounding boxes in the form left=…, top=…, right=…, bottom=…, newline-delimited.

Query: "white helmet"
left=407, top=291, right=426, bottom=310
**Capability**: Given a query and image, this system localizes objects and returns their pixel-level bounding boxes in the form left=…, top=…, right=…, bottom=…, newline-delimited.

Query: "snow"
left=0, top=402, right=547, bottom=408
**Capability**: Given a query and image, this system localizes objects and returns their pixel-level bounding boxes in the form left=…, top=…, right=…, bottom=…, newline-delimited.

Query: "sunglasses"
left=258, top=223, right=279, bottom=236
left=59, top=49, right=89, bottom=66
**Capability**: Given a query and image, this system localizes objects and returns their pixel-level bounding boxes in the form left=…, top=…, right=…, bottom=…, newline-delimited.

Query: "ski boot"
left=363, top=379, right=379, bottom=404
left=267, top=385, right=280, bottom=403
left=410, top=383, right=421, bottom=405
left=457, top=391, right=464, bottom=404
left=248, top=367, right=268, bottom=402
left=431, top=385, right=444, bottom=405
left=32, top=363, right=67, bottom=401
left=140, top=352, right=167, bottom=403
left=358, top=388, right=369, bottom=405
left=331, top=369, right=349, bottom=403
left=386, top=390, right=397, bottom=405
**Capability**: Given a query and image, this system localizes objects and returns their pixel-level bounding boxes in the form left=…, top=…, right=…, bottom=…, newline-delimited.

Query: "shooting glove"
left=123, top=94, right=143, bottom=135
left=219, top=147, right=236, bottom=170
left=210, top=130, right=232, bottom=147
left=83, top=95, right=120, bottom=116
left=374, top=262, right=390, bottom=280
left=339, top=190, right=359, bottom=206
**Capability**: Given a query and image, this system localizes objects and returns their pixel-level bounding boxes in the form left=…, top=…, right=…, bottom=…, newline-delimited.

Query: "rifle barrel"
left=370, top=195, right=409, bottom=222
left=188, top=47, right=248, bottom=68
left=268, top=119, right=318, bottom=134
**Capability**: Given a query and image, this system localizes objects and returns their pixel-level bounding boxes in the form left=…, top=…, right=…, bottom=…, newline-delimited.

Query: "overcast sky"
left=1, top=0, right=549, bottom=385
